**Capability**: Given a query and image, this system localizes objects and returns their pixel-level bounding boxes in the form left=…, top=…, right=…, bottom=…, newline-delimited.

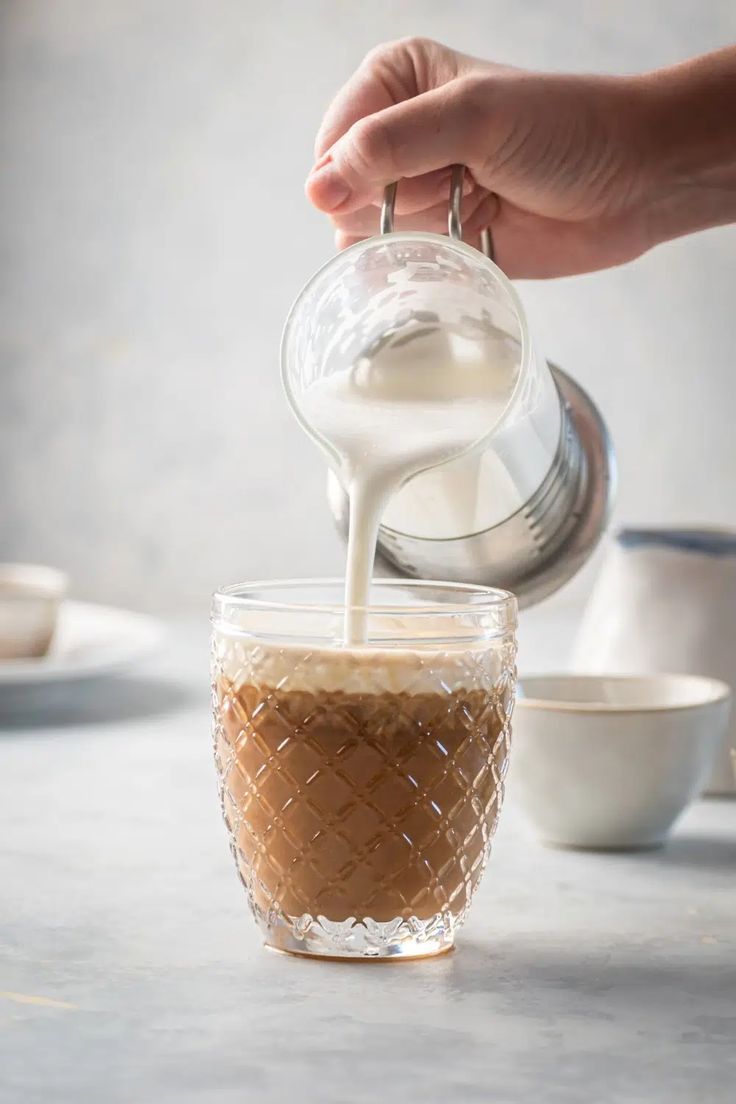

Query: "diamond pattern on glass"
left=212, top=632, right=516, bottom=958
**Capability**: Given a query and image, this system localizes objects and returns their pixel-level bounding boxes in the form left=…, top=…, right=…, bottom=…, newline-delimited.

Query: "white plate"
left=0, top=601, right=165, bottom=687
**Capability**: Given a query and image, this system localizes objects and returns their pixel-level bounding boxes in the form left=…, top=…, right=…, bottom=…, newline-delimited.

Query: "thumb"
left=306, top=81, right=483, bottom=213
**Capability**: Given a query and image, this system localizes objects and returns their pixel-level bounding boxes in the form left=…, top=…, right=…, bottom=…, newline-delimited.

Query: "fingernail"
left=308, top=158, right=351, bottom=211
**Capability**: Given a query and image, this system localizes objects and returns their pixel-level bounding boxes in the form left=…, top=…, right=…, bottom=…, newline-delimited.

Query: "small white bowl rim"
left=0, top=563, right=68, bottom=598
left=516, top=673, right=731, bottom=714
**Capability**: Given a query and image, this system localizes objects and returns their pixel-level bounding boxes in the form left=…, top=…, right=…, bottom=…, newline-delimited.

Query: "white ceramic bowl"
left=0, top=564, right=68, bottom=660
left=510, top=674, right=731, bottom=850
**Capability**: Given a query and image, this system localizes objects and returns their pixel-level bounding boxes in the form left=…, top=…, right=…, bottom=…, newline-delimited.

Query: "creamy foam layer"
left=214, top=630, right=512, bottom=695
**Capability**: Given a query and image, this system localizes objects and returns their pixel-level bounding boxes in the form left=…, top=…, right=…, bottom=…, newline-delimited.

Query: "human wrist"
left=633, top=49, right=736, bottom=248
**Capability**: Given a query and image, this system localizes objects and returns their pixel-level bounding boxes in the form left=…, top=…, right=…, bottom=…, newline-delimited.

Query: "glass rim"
left=212, top=576, right=517, bottom=621
left=279, top=231, right=532, bottom=468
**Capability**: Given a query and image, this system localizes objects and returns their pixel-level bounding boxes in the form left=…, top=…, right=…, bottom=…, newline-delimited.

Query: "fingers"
left=331, top=187, right=493, bottom=236
left=306, top=80, right=487, bottom=214
left=333, top=190, right=499, bottom=249
left=335, top=231, right=366, bottom=250
left=311, top=166, right=472, bottom=222
left=387, top=166, right=474, bottom=215
left=489, top=202, right=644, bottom=279
left=314, top=42, right=422, bottom=159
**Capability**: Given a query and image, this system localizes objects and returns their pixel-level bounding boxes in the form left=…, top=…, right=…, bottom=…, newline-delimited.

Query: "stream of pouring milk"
left=300, top=324, right=518, bottom=643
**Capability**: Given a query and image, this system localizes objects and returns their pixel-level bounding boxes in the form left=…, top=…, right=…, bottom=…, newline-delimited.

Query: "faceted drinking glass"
left=211, top=579, right=517, bottom=960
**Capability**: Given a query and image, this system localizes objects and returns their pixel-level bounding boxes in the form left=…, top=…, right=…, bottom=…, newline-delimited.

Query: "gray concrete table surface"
left=1, top=623, right=734, bottom=1104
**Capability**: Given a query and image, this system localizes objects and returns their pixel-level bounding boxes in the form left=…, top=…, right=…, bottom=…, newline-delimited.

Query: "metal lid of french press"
left=326, top=165, right=616, bottom=609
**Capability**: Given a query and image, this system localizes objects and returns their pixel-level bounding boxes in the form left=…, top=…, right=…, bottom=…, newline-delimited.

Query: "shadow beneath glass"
left=0, top=673, right=203, bottom=729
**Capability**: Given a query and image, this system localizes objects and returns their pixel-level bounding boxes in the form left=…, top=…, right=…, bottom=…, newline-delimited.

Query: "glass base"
left=259, top=911, right=457, bottom=961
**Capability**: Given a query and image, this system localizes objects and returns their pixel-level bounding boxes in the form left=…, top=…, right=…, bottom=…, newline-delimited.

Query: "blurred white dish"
left=510, top=674, right=731, bottom=850
left=0, top=600, right=164, bottom=690
left=0, top=564, right=68, bottom=660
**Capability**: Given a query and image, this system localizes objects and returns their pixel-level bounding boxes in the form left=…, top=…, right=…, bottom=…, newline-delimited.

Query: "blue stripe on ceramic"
left=617, top=528, right=736, bottom=556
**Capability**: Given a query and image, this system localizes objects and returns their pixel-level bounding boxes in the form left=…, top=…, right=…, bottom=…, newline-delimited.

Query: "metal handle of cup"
left=380, top=164, right=495, bottom=261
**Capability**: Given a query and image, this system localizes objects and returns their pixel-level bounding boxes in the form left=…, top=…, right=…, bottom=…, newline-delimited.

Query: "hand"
left=305, top=39, right=736, bottom=278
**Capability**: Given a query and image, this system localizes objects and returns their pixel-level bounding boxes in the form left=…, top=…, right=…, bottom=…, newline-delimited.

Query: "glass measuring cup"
left=282, top=167, right=614, bottom=606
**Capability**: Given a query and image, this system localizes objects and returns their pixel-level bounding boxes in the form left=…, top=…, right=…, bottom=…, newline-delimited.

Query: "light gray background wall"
left=1, top=0, right=735, bottom=615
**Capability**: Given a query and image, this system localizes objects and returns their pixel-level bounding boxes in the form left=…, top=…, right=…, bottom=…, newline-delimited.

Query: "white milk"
left=300, top=323, right=519, bottom=643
